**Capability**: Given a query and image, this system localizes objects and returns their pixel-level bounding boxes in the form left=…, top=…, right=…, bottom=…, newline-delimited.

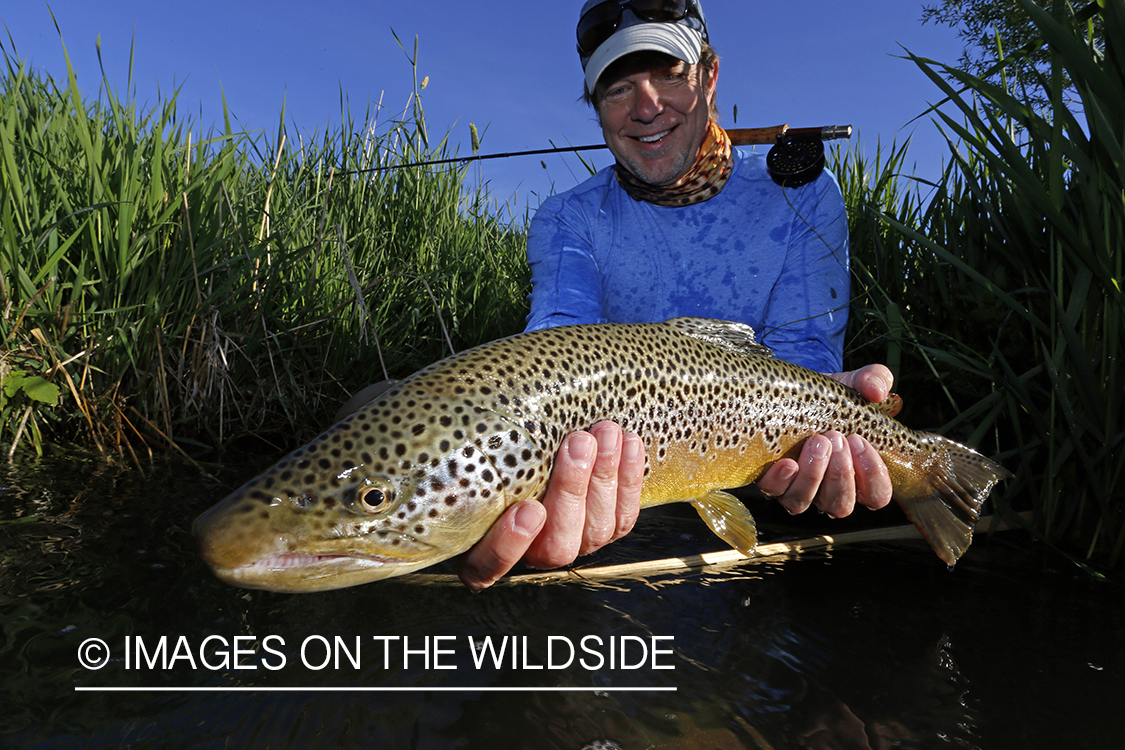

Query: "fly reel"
left=765, top=124, right=851, bottom=188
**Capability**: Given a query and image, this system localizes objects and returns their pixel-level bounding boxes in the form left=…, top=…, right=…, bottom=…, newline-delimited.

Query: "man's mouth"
left=636, top=129, right=672, bottom=144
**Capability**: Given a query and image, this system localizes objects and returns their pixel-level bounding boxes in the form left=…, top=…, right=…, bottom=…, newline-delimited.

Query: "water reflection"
left=1, top=455, right=1122, bottom=749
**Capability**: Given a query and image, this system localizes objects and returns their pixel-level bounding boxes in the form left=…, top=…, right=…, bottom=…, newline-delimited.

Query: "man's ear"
left=706, top=58, right=719, bottom=107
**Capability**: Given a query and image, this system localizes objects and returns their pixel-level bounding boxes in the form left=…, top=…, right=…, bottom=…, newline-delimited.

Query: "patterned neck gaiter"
left=613, top=119, right=734, bottom=206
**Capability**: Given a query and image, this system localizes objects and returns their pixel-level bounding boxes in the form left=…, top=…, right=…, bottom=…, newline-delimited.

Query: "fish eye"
left=356, top=486, right=393, bottom=514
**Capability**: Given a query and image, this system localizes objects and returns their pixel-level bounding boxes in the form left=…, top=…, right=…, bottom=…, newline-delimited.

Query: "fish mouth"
left=205, top=544, right=441, bottom=592
left=242, top=551, right=391, bottom=571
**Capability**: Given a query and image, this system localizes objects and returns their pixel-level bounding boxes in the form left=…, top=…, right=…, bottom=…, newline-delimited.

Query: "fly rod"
left=341, top=124, right=853, bottom=176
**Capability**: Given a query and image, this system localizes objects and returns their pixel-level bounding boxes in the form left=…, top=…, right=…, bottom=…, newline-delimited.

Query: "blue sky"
left=3, top=1, right=967, bottom=215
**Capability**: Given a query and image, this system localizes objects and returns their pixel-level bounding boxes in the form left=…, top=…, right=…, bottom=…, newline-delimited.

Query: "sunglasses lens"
left=577, top=2, right=624, bottom=54
left=639, top=0, right=690, bottom=22
left=577, top=1, right=694, bottom=55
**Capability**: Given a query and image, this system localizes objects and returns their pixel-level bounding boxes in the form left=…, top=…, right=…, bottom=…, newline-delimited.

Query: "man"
left=457, top=0, right=894, bottom=589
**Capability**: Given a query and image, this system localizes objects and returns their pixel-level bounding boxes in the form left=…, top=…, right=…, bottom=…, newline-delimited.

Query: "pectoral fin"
left=690, top=490, right=759, bottom=557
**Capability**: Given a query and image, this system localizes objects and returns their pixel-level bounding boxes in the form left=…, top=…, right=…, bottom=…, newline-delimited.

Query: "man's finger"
left=523, top=431, right=596, bottom=568
left=778, top=435, right=832, bottom=514
left=848, top=435, right=893, bottom=510
left=812, top=431, right=856, bottom=518
left=579, top=422, right=624, bottom=555
left=614, top=433, right=645, bottom=539
left=456, top=500, right=546, bottom=591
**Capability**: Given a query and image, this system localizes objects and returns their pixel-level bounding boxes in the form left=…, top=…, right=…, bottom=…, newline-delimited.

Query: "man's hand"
left=755, top=364, right=896, bottom=518
left=457, top=421, right=644, bottom=591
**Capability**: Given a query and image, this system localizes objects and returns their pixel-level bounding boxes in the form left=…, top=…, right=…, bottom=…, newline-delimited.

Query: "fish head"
left=194, top=383, right=544, bottom=592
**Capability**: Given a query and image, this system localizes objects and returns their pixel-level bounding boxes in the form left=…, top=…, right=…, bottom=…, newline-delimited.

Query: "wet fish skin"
left=193, top=317, right=1011, bottom=592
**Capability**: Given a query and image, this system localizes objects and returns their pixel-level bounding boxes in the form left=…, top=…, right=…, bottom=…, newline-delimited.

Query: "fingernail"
left=811, top=437, right=831, bottom=460
left=568, top=433, right=596, bottom=469
left=829, top=432, right=845, bottom=453
left=777, top=463, right=797, bottom=481
left=513, top=501, right=545, bottom=535
left=598, top=426, right=620, bottom=456
left=622, top=434, right=641, bottom=462
left=849, top=435, right=867, bottom=455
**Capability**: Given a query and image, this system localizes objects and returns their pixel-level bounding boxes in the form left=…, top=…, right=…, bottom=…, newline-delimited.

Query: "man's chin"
left=617, top=156, right=691, bottom=187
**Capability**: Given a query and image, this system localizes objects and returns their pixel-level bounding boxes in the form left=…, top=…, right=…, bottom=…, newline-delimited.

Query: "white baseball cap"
left=577, top=1, right=709, bottom=95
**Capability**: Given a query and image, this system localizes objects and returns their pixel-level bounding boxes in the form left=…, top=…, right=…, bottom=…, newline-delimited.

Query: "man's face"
left=595, top=52, right=717, bottom=186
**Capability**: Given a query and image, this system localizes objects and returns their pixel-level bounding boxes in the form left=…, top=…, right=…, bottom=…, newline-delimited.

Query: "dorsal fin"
left=663, top=317, right=774, bottom=358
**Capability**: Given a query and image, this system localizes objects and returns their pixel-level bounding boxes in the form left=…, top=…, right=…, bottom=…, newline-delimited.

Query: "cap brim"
left=584, top=23, right=703, bottom=95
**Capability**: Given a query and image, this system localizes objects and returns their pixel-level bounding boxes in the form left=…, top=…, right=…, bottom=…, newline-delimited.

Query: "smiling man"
left=457, top=0, right=895, bottom=589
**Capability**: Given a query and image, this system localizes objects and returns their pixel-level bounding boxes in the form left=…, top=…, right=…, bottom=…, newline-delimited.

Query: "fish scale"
left=194, top=317, right=1011, bottom=592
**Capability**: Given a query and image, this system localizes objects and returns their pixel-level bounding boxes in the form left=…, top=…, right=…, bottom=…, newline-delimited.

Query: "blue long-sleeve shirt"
left=525, top=148, right=849, bottom=373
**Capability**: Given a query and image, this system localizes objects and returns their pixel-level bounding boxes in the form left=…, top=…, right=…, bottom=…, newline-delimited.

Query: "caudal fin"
left=893, top=436, right=1012, bottom=566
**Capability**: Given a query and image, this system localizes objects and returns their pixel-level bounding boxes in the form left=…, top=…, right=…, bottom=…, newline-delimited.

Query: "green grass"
left=0, top=33, right=530, bottom=461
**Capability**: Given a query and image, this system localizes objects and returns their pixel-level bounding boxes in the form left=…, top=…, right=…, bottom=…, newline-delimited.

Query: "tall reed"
left=838, top=0, right=1124, bottom=567
left=0, top=36, right=530, bottom=459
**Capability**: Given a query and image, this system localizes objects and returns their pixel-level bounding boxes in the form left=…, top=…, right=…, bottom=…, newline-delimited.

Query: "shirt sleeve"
left=524, top=194, right=608, bottom=332
left=759, top=170, right=850, bottom=373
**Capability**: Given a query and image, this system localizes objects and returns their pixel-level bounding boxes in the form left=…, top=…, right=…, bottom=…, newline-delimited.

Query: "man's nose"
left=632, top=80, right=664, bottom=122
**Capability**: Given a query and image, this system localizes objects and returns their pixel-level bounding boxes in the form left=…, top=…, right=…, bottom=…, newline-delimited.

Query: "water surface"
left=2, top=454, right=1121, bottom=749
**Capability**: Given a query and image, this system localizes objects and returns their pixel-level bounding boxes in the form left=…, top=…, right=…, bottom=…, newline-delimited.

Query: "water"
left=2, top=454, right=1122, bottom=749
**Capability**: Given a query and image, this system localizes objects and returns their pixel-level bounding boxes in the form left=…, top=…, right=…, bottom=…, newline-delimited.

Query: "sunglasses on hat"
left=576, top=0, right=707, bottom=57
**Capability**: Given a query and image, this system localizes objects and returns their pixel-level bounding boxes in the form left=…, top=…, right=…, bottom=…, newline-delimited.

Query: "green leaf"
left=1, top=370, right=60, bottom=406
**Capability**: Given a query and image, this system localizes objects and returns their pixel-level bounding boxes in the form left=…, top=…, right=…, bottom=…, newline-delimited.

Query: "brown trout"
left=194, top=318, right=1010, bottom=592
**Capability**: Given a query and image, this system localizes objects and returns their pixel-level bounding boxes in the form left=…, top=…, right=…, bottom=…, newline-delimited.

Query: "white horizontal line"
left=75, top=686, right=676, bottom=693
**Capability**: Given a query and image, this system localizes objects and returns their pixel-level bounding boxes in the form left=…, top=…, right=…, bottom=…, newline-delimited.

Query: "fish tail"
left=891, top=435, right=1012, bottom=566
